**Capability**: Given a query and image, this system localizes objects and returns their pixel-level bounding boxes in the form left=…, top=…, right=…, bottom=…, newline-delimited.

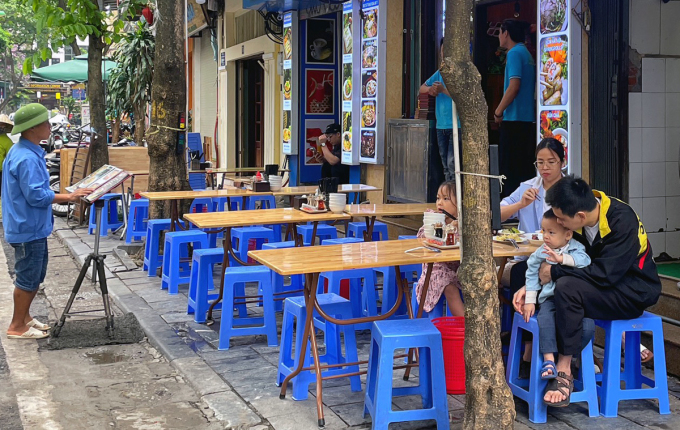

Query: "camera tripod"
left=53, top=199, right=115, bottom=338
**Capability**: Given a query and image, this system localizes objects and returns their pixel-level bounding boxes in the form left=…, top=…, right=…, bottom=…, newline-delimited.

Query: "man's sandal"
left=543, top=371, right=574, bottom=407
left=540, top=360, right=557, bottom=380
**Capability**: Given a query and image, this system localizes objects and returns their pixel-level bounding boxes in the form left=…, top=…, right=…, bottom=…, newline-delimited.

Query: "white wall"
left=629, top=0, right=680, bottom=257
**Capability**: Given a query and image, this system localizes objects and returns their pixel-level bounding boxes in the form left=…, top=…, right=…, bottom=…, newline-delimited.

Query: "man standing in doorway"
left=3, top=103, right=92, bottom=339
left=420, top=39, right=462, bottom=182
left=318, top=123, right=350, bottom=185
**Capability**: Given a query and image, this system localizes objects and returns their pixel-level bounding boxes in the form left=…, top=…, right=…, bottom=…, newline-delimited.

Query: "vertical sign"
left=537, top=0, right=570, bottom=170
left=358, top=0, right=384, bottom=164
left=341, top=1, right=358, bottom=164
left=282, top=12, right=297, bottom=155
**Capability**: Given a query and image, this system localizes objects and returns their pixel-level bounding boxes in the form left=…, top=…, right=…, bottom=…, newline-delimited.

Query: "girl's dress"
left=415, top=225, right=461, bottom=312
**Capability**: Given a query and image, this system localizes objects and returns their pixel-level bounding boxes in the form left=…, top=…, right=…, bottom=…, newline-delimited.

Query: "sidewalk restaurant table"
left=184, top=208, right=352, bottom=323
left=343, top=203, right=436, bottom=241
left=190, top=167, right=291, bottom=190
left=272, top=184, right=382, bottom=206
left=248, top=238, right=537, bottom=426
left=139, top=188, right=268, bottom=231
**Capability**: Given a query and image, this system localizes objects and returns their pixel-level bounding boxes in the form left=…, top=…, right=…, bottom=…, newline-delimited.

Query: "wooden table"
left=272, top=184, right=382, bottom=205
left=249, top=238, right=537, bottom=425
left=191, top=168, right=290, bottom=190
left=343, top=203, right=436, bottom=241
left=140, top=189, right=269, bottom=231
left=184, top=208, right=352, bottom=322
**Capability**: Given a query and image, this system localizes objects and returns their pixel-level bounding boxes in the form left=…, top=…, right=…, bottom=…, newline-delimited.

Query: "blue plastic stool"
left=500, top=287, right=514, bottom=333
left=506, top=313, right=599, bottom=423
left=318, top=268, right=378, bottom=330
left=218, top=266, right=278, bottom=350
left=297, top=223, right=338, bottom=245
left=411, top=284, right=448, bottom=319
left=125, top=198, right=149, bottom=243
left=376, top=264, right=421, bottom=317
left=595, top=312, right=670, bottom=417
left=277, top=294, right=361, bottom=400
left=212, top=196, right=244, bottom=212
left=348, top=221, right=389, bottom=241
left=190, top=198, right=214, bottom=213
left=187, top=248, right=246, bottom=323
left=88, top=193, right=124, bottom=236
left=363, top=319, right=449, bottom=429
left=231, top=227, right=276, bottom=263
left=262, top=241, right=304, bottom=311
left=323, top=237, right=363, bottom=245
left=161, top=230, right=209, bottom=294
left=398, top=235, right=418, bottom=240
left=143, top=219, right=172, bottom=277
left=246, top=195, right=276, bottom=210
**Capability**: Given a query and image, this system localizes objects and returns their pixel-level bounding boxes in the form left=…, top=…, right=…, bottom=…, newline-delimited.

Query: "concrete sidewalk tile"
left=161, top=313, right=195, bottom=324
left=308, top=385, right=366, bottom=407
left=221, top=365, right=278, bottom=389
left=146, top=299, right=189, bottom=314
left=265, top=403, right=346, bottom=429
left=328, top=402, right=370, bottom=427
left=200, top=347, right=256, bottom=362
left=203, top=391, right=262, bottom=428
left=117, top=269, right=153, bottom=280
left=209, top=354, right=272, bottom=375
left=171, top=356, right=232, bottom=397
left=233, top=381, right=284, bottom=404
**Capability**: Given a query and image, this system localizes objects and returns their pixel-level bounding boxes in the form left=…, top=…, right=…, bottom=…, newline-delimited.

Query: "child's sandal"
left=540, top=360, right=557, bottom=380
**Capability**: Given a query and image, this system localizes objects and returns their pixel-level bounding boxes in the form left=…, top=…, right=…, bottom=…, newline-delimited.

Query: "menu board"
left=537, top=0, right=570, bottom=171
left=66, top=165, right=131, bottom=203
left=282, top=12, right=296, bottom=155
left=341, top=1, right=357, bottom=164
left=358, top=0, right=384, bottom=164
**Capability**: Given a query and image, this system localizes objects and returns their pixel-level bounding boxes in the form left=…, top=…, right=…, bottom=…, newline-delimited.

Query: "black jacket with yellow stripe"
left=551, top=190, right=661, bottom=309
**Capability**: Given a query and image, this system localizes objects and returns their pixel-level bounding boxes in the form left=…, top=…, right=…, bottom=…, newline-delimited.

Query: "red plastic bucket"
left=432, top=316, right=465, bottom=394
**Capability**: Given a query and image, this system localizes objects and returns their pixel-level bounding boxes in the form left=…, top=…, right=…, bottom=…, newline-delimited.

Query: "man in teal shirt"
left=420, top=39, right=461, bottom=182
left=3, top=104, right=91, bottom=340
left=494, top=19, right=536, bottom=197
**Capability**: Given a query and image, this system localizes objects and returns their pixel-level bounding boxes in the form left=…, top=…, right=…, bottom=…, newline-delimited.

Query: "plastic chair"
left=187, top=248, right=245, bottom=323
left=363, top=319, right=449, bottom=429
left=322, top=237, right=363, bottom=245
left=318, top=268, right=378, bottom=331
left=245, top=195, right=276, bottom=210
left=595, top=312, right=670, bottom=417
left=190, top=198, right=214, bottom=213
left=212, top=196, right=244, bottom=212
left=505, top=313, right=599, bottom=423
left=161, top=230, right=209, bottom=295
left=231, top=227, right=276, bottom=263
left=88, top=193, right=124, bottom=236
left=143, top=219, right=172, bottom=277
left=375, top=264, right=421, bottom=317
left=398, top=235, right=418, bottom=240
left=262, top=241, right=304, bottom=311
left=125, top=198, right=149, bottom=243
left=218, top=266, right=278, bottom=350
left=297, top=223, right=339, bottom=245
left=348, top=221, right=389, bottom=241
left=277, top=294, right=361, bottom=400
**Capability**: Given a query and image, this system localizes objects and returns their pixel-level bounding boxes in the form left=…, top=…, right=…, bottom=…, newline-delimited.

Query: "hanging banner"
left=537, top=0, right=570, bottom=171
left=282, top=12, right=298, bottom=155
left=357, top=0, right=384, bottom=164
left=187, top=0, right=208, bottom=37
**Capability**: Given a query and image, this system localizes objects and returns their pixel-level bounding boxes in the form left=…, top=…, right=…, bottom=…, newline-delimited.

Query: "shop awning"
left=242, top=0, right=343, bottom=12
left=31, top=55, right=117, bottom=83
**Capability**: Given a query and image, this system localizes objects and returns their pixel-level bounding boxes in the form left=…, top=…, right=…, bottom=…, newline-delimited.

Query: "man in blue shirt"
left=420, top=39, right=461, bottom=182
left=3, top=103, right=91, bottom=340
left=494, top=19, right=536, bottom=197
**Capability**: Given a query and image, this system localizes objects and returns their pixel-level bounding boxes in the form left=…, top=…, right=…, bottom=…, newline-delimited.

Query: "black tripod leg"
left=96, top=257, right=115, bottom=338
left=53, top=254, right=94, bottom=338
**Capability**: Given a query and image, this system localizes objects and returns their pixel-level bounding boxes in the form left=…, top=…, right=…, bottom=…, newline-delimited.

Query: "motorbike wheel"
left=49, top=176, right=69, bottom=217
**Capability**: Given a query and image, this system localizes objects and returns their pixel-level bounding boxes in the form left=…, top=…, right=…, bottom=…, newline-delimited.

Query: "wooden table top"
left=249, top=239, right=538, bottom=276
left=270, top=184, right=380, bottom=197
left=184, top=207, right=352, bottom=229
left=343, top=203, right=436, bottom=217
left=140, top=188, right=264, bottom=201
left=337, top=184, right=381, bottom=193
left=191, top=168, right=291, bottom=174
left=128, top=170, right=149, bottom=176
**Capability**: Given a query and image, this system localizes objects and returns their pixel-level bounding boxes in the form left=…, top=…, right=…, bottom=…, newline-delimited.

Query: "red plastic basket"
left=432, top=316, right=466, bottom=394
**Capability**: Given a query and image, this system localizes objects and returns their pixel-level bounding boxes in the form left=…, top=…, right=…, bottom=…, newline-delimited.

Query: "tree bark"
left=88, top=30, right=109, bottom=170
left=441, top=1, right=516, bottom=429
left=146, top=0, right=190, bottom=219
left=134, top=102, right=146, bottom=145
left=111, top=113, right=121, bottom=144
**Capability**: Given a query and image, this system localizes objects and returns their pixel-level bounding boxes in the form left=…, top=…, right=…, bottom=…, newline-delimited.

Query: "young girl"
left=415, top=181, right=464, bottom=316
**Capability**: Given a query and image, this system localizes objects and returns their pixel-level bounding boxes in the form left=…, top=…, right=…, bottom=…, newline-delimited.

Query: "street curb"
left=51, top=226, right=262, bottom=428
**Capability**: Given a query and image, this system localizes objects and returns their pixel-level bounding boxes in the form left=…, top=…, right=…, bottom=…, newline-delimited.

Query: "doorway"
left=236, top=57, right=265, bottom=168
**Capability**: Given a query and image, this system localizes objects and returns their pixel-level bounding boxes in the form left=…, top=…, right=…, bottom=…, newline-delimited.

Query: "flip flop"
left=7, top=327, right=49, bottom=340
left=27, top=318, right=51, bottom=331
left=640, top=344, right=654, bottom=363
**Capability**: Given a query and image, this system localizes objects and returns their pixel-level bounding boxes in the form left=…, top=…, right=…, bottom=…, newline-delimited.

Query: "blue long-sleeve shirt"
left=1, top=138, right=55, bottom=243
left=525, top=239, right=591, bottom=304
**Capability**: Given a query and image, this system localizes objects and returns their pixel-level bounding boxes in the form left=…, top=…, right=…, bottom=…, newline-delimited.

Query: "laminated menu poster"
left=282, top=12, right=296, bottom=155
left=358, top=0, right=383, bottom=164
left=341, top=1, right=357, bottom=165
left=66, top=165, right=131, bottom=203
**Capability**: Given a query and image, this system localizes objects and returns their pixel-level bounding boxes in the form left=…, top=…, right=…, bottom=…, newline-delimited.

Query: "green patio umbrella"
left=31, top=54, right=117, bottom=83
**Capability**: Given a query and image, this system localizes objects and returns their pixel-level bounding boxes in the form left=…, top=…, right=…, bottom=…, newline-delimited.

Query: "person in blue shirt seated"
left=3, top=103, right=92, bottom=340
left=494, top=19, right=536, bottom=197
left=419, top=39, right=461, bottom=182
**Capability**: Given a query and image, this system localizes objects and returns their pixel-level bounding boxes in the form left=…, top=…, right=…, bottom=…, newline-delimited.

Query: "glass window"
left=64, top=46, right=74, bottom=62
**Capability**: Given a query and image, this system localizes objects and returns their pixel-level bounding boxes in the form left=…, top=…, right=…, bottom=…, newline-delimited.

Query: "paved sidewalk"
left=53, top=217, right=680, bottom=430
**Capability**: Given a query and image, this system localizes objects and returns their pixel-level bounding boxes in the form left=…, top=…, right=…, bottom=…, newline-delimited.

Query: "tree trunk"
left=88, top=31, right=109, bottom=170
left=146, top=0, right=190, bottom=219
left=111, top=113, right=121, bottom=144
left=134, top=102, right=146, bottom=145
left=441, top=1, right=516, bottom=429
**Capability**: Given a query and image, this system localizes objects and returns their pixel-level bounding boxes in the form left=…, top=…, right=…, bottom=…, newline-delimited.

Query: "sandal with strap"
left=543, top=371, right=574, bottom=407
left=540, top=360, right=557, bottom=380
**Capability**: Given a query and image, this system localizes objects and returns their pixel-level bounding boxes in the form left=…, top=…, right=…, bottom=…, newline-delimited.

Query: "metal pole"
left=92, top=202, right=103, bottom=284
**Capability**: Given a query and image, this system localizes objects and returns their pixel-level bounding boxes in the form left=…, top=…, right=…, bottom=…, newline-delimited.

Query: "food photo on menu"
left=540, top=0, right=568, bottom=34
left=361, top=101, right=376, bottom=128
left=343, top=64, right=352, bottom=101
left=342, top=112, right=352, bottom=152
left=540, top=110, right=568, bottom=165
left=282, top=111, right=291, bottom=143
left=362, top=39, right=377, bottom=69
left=283, top=26, right=292, bottom=60
left=362, top=70, right=378, bottom=99
left=343, top=12, right=353, bottom=55
left=362, top=8, right=378, bottom=39
left=540, top=35, right=568, bottom=106
left=283, top=69, right=292, bottom=100
left=361, top=130, right=376, bottom=158
left=306, top=19, right=334, bottom=64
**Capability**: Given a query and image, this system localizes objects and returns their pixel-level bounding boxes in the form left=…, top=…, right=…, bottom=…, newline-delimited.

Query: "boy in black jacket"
left=513, top=175, right=661, bottom=407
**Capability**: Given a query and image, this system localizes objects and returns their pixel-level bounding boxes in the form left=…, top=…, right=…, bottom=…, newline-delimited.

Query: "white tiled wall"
left=629, top=1, right=680, bottom=255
